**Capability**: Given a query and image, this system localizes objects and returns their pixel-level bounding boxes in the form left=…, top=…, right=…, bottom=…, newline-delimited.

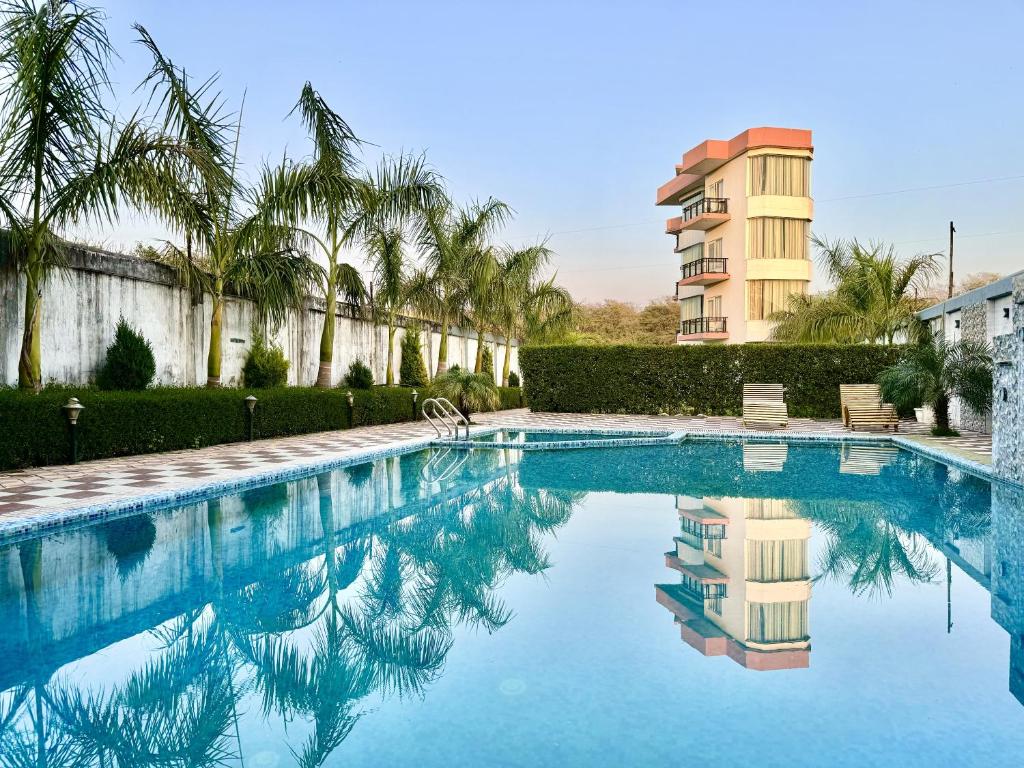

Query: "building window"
left=678, top=295, right=702, bottom=321
left=706, top=238, right=723, bottom=260
left=708, top=179, right=724, bottom=198
left=747, top=280, right=807, bottom=321
left=954, top=319, right=961, bottom=329
left=747, top=601, right=808, bottom=643
left=748, top=154, right=810, bottom=196
left=746, top=540, right=808, bottom=582
left=1004, top=308, right=1011, bottom=319
left=748, top=218, right=809, bottom=260
left=706, top=295, right=722, bottom=317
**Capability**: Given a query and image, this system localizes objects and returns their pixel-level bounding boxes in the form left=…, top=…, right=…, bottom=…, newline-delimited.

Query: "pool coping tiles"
left=0, top=413, right=999, bottom=542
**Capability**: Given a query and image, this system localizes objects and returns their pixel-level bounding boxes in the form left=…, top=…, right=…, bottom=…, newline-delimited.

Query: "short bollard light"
left=245, top=395, right=258, bottom=441
left=412, top=389, right=419, bottom=420
left=346, top=390, right=355, bottom=426
left=63, top=397, right=84, bottom=465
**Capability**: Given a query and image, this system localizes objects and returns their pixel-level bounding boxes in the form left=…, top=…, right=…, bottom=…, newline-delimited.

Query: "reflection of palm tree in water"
left=0, top=467, right=580, bottom=766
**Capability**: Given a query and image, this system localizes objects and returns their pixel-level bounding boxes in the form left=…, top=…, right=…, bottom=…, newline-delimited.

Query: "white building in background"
left=918, top=269, right=1024, bottom=432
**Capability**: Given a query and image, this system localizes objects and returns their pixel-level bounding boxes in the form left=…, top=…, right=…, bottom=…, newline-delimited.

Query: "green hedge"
left=519, top=344, right=907, bottom=418
left=498, top=386, right=526, bottom=410
left=0, top=384, right=521, bottom=471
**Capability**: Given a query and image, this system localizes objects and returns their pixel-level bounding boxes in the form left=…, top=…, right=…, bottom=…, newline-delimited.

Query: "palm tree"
left=136, top=30, right=322, bottom=386
left=287, top=85, right=441, bottom=387
left=0, top=3, right=208, bottom=391
left=429, top=368, right=499, bottom=421
left=770, top=236, right=939, bottom=344
left=366, top=225, right=411, bottom=386
left=490, top=242, right=575, bottom=385
left=416, top=197, right=511, bottom=375
left=878, top=338, right=993, bottom=436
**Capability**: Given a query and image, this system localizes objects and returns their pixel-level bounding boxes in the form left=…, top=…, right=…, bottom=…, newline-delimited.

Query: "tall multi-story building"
left=656, top=127, right=814, bottom=344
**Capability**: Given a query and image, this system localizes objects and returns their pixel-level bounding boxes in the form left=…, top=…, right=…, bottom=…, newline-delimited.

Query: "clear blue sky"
left=95, top=0, right=1024, bottom=303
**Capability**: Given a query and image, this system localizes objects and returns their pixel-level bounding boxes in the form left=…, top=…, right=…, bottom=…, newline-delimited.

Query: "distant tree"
left=344, top=359, right=374, bottom=389
left=573, top=297, right=677, bottom=345
left=480, top=344, right=495, bottom=382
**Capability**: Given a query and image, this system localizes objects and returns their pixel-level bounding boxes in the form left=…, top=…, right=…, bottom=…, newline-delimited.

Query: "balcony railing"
left=681, top=196, right=728, bottom=222
left=680, top=317, right=727, bottom=336
left=680, top=257, right=728, bottom=280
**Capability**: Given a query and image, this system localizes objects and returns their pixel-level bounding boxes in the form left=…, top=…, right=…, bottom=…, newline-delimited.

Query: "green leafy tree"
left=96, top=317, right=156, bottom=390
left=399, top=325, right=429, bottom=386
left=0, top=3, right=206, bottom=391
left=480, top=344, right=495, bottom=382
left=879, top=338, right=993, bottom=436
left=770, top=236, right=939, bottom=344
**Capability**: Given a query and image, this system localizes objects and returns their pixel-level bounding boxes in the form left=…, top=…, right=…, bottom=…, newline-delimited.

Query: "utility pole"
left=947, top=221, right=956, bottom=299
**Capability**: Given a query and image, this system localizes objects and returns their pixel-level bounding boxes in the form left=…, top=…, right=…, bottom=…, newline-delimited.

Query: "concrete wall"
left=0, top=247, right=519, bottom=387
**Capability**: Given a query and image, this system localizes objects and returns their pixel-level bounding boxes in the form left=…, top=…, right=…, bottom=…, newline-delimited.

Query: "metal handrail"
left=680, top=257, right=728, bottom=280
left=421, top=397, right=470, bottom=439
left=420, top=444, right=469, bottom=484
left=679, top=316, right=727, bottom=336
left=681, top=196, right=728, bottom=222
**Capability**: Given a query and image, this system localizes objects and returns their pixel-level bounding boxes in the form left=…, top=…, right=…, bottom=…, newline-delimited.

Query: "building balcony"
left=679, top=257, right=729, bottom=287
left=677, top=316, right=728, bottom=342
left=665, top=197, right=730, bottom=234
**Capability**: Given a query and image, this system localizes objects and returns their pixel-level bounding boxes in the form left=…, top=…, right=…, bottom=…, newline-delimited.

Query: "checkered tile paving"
left=0, top=409, right=992, bottom=529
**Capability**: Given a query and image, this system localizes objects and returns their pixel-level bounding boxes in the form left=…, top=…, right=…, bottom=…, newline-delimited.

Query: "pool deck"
left=0, top=409, right=993, bottom=538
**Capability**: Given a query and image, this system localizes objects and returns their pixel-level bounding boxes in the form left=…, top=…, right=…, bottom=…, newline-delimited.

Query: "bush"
left=0, top=383, right=527, bottom=471
left=498, top=385, right=525, bottom=410
left=519, top=343, right=909, bottom=417
left=480, top=345, right=495, bottom=381
left=344, top=359, right=374, bottom=389
left=242, top=339, right=289, bottom=388
left=507, top=371, right=520, bottom=388
left=96, top=318, right=156, bottom=391
left=399, top=327, right=429, bottom=387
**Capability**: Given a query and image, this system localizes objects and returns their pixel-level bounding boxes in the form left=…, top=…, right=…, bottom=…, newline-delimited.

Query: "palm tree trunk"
left=316, top=280, right=337, bottom=388
left=18, top=268, right=42, bottom=391
left=474, top=328, right=485, bottom=373
left=502, top=332, right=512, bottom=387
left=386, top=319, right=396, bottom=386
left=436, top=319, right=449, bottom=376
left=207, top=289, right=224, bottom=387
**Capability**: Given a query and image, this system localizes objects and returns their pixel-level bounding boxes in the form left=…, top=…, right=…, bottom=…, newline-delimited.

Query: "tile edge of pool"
left=0, top=426, right=1003, bottom=545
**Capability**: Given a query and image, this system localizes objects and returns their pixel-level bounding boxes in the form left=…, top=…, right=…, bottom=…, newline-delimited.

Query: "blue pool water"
left=0, top=440, right=1022, bottom=766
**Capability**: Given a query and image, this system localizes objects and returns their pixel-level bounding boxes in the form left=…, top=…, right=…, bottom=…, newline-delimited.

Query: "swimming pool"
left=456, top=428, right=677, bottom=449
left=0, top=439, right=1021, bottom=766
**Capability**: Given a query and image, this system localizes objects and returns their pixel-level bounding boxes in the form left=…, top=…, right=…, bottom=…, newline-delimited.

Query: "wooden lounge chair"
left=742, top=383, right=788, bottom=430
left=839, top=444, right=899, bottom=475
left=840, top=384, right=899, bottom=432
left=742, top=442, right=789, bottom=472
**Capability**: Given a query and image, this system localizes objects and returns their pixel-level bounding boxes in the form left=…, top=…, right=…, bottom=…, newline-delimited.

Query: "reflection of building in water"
left=990, top=482, right=1024, bottom=705
left=656, top=495, right=811, bottom=671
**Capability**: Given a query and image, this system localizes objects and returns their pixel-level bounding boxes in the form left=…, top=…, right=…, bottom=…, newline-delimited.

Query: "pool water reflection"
left=0, top=440, right=1021, bottom=766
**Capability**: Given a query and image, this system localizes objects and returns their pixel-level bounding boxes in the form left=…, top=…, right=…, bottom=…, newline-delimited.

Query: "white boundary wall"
left=0, top=248, right=518, bottom=388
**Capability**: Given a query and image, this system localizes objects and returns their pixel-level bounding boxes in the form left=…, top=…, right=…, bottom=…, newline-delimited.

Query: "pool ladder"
left=421, top=397, right=469, bottom=439
left=420, top=444, right=469, bottom=485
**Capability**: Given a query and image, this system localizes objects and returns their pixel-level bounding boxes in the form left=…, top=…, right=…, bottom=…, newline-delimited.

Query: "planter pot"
left=914, top=406, right=936, bottom=425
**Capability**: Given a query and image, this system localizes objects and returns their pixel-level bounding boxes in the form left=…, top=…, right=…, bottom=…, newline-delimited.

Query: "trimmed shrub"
left=344, top=359, right=374, bottom=389
left=0, top=383, right=525, bottom=471
left=96, top=318, right=156, bottom=391
left=498, top=386, right=525, bottom=410
left=242, top=339, right=289, bottom=388
left=519, top=343, right=908, bottom=417
left=399, top=327, right=429, bottom=387
left=507, top=371, right=520, bottom=388
left=480, top=345, right=495, bottom=381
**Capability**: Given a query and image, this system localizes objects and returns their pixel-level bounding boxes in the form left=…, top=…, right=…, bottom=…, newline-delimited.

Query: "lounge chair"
left=742, top=442, right=789, bottom=472
left=839, top=444, right=899, bottom=475
left=840, top=384, right=899, bottom=432
left=742, top=383, right=788, bottom=430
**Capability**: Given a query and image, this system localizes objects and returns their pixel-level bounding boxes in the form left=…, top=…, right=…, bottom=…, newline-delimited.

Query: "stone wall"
left=958, top=302, right=990, bottom=432
left=0, top=248, right=518, bottom=387
left=992, top=276, right=1024, bottom=485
